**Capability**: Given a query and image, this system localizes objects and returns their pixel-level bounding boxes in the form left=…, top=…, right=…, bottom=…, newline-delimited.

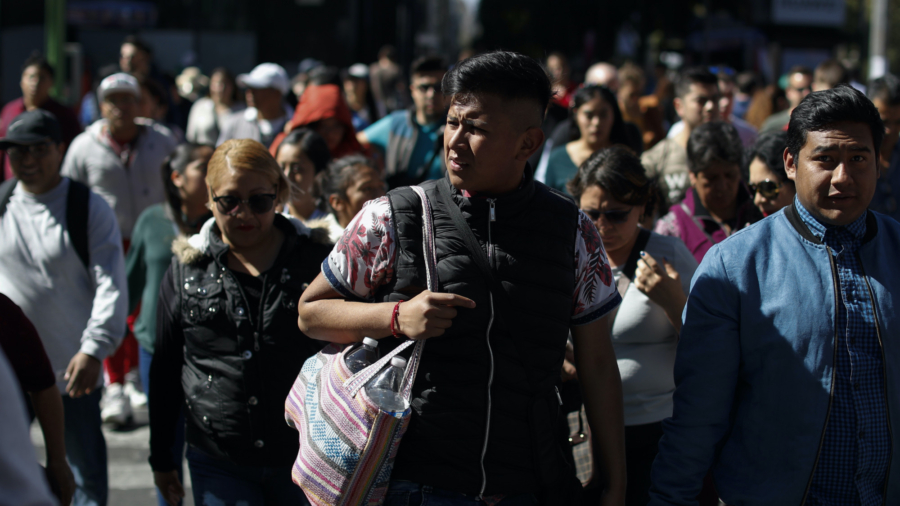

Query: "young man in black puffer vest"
left=299, top=51, right=626, bottom=506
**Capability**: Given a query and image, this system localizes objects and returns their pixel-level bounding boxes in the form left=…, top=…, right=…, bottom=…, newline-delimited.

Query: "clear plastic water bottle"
left=345, top=337, right=380, bottom=374
left=365, top=356, right=409, bottom=413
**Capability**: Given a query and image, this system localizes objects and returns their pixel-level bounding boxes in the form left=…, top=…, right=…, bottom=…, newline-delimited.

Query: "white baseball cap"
left=237, top=63, right=289, bottom=95
left=98, top=72, right=141, bottom=102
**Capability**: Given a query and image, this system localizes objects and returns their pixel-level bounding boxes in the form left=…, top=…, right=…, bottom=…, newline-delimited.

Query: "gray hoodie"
left=62, top=118, right=177, bottom=239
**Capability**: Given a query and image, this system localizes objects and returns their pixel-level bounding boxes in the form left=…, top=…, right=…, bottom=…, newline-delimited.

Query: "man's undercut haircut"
left=867, top=73, right=900, bottom=106
left=787, top=85, right=885, bottom=159
left=442, top=50, right=551, bottom=126
left=686, top=121, right=743, bottom=174
left=22, top=52, right=54, bottom=79
left=122, top=35, right=152, bottom=56
left=674, top=67, right=718, bottom=99
left=744, top=130, right=791, bottom=183
left=411, top=55, right=447, bottom=76
left=814, top=59, right=849, bottom=89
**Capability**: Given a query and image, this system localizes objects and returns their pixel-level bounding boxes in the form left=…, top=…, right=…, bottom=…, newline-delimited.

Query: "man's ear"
left=516, top=126, right=545, bottom=161
left=688, top=171, right=698, bottom=187
left=784, top=147, right=797, bottom=181
left=329, top=194, right=345, bottom=214
left=673, top=97, right=684, bottom=119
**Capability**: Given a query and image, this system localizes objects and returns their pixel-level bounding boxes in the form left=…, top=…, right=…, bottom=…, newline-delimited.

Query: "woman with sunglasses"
left=745, top=131, right=794, bottom=217
left=568, top=145, right=697, bottom=506
left=148, top=139, right=331, bottom=506
left=316, top=154, right=386, bottom=242
left=543, top=85, right=631, bottom=195
left=274, top=127, right=332, bottom=222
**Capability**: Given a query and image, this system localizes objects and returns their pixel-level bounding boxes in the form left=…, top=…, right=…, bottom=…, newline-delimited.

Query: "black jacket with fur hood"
left=148, top=214, right=332, bottom=471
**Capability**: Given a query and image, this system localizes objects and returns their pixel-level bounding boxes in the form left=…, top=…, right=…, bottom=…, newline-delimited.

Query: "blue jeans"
left=382, top=481, right=539, bottom=506
left=62, top=388, right=108, bottom=506
left=139, top=345, right=186, bottom=506
left=186, top=446, right=310, bottom=506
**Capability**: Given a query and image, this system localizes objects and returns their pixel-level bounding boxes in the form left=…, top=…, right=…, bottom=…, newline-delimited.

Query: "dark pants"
left=382, top=481, right=539, bottom=506
left=624, top=421, right=664, bottom=506
left=62, top=388, right=108, bottom=506
left=186, top=447, right=309, bottom=506
left=140, top=345, right=186, bottom=506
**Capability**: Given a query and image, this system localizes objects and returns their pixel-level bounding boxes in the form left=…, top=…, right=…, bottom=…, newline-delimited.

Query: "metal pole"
left=45, top=0, right=67, bottom=101
left=869, top=0, right=888, bottom=79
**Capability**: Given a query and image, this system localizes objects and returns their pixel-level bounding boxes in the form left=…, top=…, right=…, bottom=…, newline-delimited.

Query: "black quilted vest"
left=377, top=173, right=578, bottom=496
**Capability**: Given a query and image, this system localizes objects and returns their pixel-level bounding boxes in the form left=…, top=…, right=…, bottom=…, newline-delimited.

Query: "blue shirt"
left=797, top=198, right=891, bottom=505
left=363, top=111, right=443, bottom=180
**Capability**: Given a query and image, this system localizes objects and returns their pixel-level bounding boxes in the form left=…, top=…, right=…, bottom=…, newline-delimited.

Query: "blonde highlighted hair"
left=206, top=138, right=291, bottom=206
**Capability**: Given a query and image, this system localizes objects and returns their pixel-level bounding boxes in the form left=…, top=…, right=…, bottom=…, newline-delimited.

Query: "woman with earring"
left=568, top=146, right=697, bottom=506
left=148, top=139, right=331, bottom=506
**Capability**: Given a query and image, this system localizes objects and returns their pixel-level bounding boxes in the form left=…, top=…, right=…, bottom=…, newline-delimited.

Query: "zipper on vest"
left=800, top=247, right=841, bottom=504
left=477, top=198, right=498, bottom=500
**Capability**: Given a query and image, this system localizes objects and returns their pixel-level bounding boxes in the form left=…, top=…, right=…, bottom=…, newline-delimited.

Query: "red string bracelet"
left=391, top=300, right=405, bottom=338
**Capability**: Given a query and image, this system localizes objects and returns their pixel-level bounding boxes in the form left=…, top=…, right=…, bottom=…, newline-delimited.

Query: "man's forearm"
left=298, top=298, right=395, bottom=344
left=30, top=385, right=67, bottom=464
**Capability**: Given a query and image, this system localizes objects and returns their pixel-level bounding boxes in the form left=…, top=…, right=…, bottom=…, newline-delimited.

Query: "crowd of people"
left=0, top=33, right=899, bottom=506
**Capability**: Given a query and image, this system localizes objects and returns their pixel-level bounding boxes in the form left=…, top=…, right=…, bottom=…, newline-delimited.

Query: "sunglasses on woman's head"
left=749, top=180, right=781, bottom=199
left=211, top=190, right=277, bottom=215
left=582, top=208, right=632, bottom=224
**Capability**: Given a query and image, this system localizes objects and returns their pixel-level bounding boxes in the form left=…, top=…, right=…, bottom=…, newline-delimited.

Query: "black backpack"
left=0, top=177, right=91, bottom=270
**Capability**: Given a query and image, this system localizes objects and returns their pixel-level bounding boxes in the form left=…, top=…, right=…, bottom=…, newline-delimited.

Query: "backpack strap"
left=0, top=178, right=17, bottom=216
left=66, top=180, right=91, bottom=270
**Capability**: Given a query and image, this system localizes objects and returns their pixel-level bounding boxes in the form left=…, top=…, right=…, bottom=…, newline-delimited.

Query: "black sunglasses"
left=212, top=190, right=277, bottom=216
left=582, top=208, right=632, bottom=224
left=749, top=180, right=782, bottom=199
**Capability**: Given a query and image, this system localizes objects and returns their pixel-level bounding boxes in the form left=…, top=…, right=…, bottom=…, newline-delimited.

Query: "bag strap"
left=345, top=185, right=434, bottom=399
left=0, top=178, right=90, bottom=270
left=67, top=180, right=91, bottom=270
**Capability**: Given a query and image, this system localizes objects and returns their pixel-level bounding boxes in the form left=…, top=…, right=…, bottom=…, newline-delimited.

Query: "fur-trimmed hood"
left=172, top=214, right=332, bottom=265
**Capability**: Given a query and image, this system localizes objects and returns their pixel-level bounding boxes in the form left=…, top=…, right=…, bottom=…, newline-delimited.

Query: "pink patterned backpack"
left=285, top=185, right=435, bottom=505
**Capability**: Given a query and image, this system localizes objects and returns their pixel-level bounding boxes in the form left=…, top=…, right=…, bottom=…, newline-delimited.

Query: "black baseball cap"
left=0, top=109, right=62, bottom=149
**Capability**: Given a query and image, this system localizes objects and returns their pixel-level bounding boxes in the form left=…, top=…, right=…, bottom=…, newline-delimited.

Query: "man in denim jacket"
left=650, top=85, right=900, bottom=505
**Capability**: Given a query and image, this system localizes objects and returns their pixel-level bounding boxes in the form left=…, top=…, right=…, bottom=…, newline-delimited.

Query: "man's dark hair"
left=567, top=145, right=652, bottom=206
left=122, top=35, right=153, bottom=56
left=736, top=71, right=760, bottom=95
left=140, top=78, right=167, bottom=107
left=378, top=45, right=397, bottom=62
left=867, top=73, right=900, bottom=106
left=675, top=67, right=718, bottom=98
left=787, top=84, right=885, bottom=159
left=814, top=59, right=848, bottom=90
left=22, top=52, right=54, bottom=79
left=308, top=66, right=341, bottom=86
left=442, top=50, right=551, bottom=123
left=687, top=121, right=743, bottom=174
left=744, top=130, right=790, bottom=184
left=411, top=55, right=447, bottom=76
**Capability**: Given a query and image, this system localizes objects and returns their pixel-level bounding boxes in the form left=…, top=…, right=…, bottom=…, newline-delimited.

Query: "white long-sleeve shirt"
left=0, top=177, right=127, bottom=392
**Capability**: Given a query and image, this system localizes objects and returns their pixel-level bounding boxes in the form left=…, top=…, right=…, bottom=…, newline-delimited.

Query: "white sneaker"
left=101, top=383, right=133, bottom=426
left=124, top=381, right=147, bottom=408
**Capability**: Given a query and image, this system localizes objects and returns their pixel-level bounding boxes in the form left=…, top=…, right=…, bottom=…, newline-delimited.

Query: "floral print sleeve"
left=322, top=196, right=396, bottom=300
left=571, top=210, right=622, bottom=326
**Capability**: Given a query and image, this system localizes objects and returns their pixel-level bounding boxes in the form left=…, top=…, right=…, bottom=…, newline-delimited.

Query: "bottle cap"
left=362, top=337, right=378, bottom=348
left=390, top=356, right=407, bottom=368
